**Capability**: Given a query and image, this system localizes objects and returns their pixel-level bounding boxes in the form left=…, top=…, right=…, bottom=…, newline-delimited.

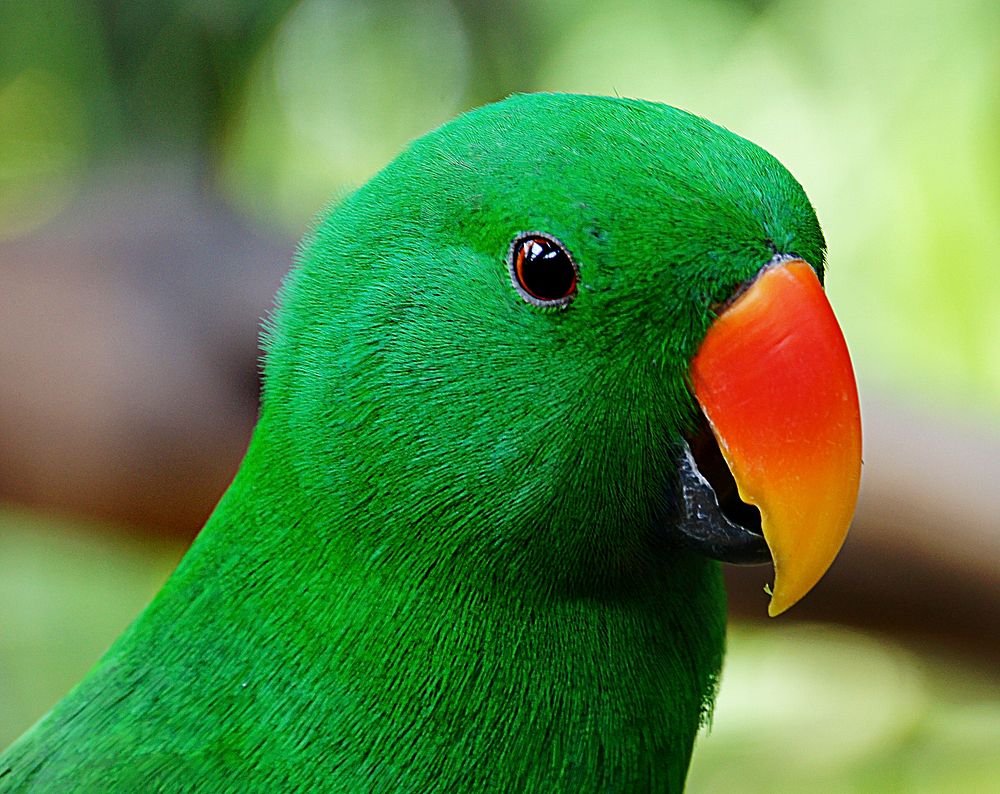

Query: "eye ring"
left=507, top=232, right=579, bottom=308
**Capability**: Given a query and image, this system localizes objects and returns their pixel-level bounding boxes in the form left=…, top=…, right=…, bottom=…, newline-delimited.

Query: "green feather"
left=0, top=93, right=824, bottom=792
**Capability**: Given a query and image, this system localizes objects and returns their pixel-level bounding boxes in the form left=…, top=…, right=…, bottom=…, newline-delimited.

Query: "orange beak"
left=690, top=259, right=862, bottom=616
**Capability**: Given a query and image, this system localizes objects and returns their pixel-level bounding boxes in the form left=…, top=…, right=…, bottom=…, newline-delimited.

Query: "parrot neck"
left=59, top=426, right=727, bottom=791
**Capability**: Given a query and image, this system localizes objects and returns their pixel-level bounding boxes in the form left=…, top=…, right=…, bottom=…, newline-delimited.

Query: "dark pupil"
left=520, top=239, right=574, bottom=300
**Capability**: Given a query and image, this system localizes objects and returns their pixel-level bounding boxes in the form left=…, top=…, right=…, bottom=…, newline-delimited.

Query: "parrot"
left=0, top=93, right=861, bottom=792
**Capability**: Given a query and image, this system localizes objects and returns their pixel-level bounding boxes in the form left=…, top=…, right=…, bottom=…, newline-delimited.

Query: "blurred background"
left=1, top=0, right=998, bottom=788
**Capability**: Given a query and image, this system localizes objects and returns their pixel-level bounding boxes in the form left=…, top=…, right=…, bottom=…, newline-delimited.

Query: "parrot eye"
left=508, top=232, right=578, bottom=307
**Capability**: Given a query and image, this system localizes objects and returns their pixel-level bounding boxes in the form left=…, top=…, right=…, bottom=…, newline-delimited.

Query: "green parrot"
left=0, top=93, right=861, bottom=792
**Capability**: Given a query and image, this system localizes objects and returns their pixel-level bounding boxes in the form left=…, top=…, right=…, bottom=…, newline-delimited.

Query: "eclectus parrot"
left=0, top=94, right=861, bottom=792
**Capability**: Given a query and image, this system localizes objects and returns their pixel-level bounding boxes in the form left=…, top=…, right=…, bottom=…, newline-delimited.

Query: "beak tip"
left=766, top=592, right=796, bottom=618
left=766, top=578, right=806, bottom=617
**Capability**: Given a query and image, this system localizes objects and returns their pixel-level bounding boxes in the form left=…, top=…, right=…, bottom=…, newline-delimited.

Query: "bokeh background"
left=2, top=0, right=999, bottom=789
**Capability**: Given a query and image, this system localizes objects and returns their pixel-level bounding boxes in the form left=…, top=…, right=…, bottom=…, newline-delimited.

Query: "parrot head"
left=0, top=94, right=862, bottom=793
left=260, top=93, right=860, bottom=615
